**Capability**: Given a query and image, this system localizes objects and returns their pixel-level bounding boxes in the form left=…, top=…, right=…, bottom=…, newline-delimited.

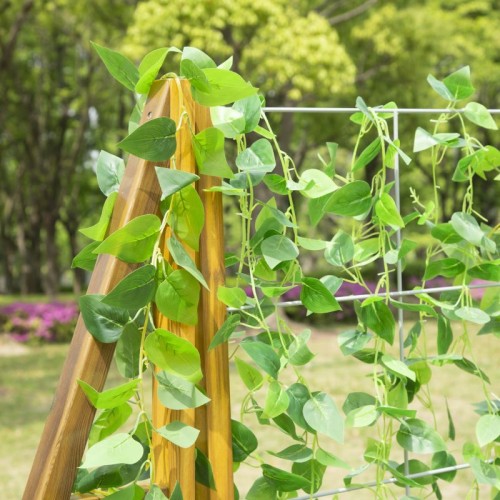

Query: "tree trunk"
left=43, top=216, right=60, bottom=298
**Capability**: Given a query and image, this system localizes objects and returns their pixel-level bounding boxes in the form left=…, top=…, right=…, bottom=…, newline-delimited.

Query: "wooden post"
left=24, top=79, right=233, bottom=500
left=23, top=81, right=172, bottom=500
left=195, top=102, right=234, bottom=500
left=151, top=81, right=234, bottom=499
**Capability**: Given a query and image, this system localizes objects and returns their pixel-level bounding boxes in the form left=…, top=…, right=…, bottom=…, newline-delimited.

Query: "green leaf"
left=240, top=339, right=281, bottom=379
left=208, top=314, right=241, bottom=350
left=115, top=323, right=142, bottom=378
left=72, top=241, right=100, bottom=271
left=210, top=106, right=245, bottom=139
left=94, top=214, right=160, bottom=263
left=102, top=265, right=157, bottom=310
left=262, top=381, right=290, bottom=419
left=191, top=68, right=258, bottom=106
left=234, top=357, right=263, bottom=391
left=468, top=262, right=500, bottom=282
left=455, top=307, right=490, bottom=325
left=338, top=329, right=372, bottom=356
left=91, top=42, right=139, bottom=91
left=262, top=464, right=310, bottom=492
left=443, top=66, right=475, bottom=100
left=464, top=102, right=498, bottom=130
left=80, top=193, right=118, bottom=241
left=232, top=419, right=258, bottom=462
left=454, top=358, right=490, bottom=383
left=136, top=47, right=178, bottom=94
left=381, top=354, right=416, bottom=381
left=343, top=392, right=377, bottom=415
left=345, top=405, right=378, bottom=428
left=168, top=236, right=208, bottom=289
left=263, top=174, right=288, bottom=195
left=195, top=448, right=216, bottom=490
left=437, top=316, right=453, bottom=355
left=88, top=404, right=133, bottom=447
left=303, top=392, right=344, bottom=443
left=450, top=212, right=494, bottom=250
left=155, top=421, right=199, bottom=448
left=292, top=459, right=326, bottom=494
left=288, top=330, right=315, bottom=366
left=128, top=95, right=147, bottom=135
left=268, top=445, right=313, bottom=463
left=236, top=139, right=276, bottom=173
left=325, top=180, right=372, bottom=217
left=106, top=484, right=145, bottom=500
left=246, top=477, right=277, bottom=500
left=233, top=94, right=262, bottom=133
left=469, top=457, right=500, bottom=488
left=145, top=485, right=168, bottom=500
left=181, top=59, right=211, bottom=92
left=81, top=433, right=143, bottom=469
left=396, top=418, right=446, bottom=453
left=155, top=269, right=200, bottom=326
left=353, top=137, right=381, bottom=172
left=144, top=328, right=202, bottom=383
left=298, top=169, right=337, bottom=198
left=424, top=258, right=465, bottom=280
left=170, top=482, right=183, bottom=500
left=217, top=286, right=246, bottom=308
left=261, top=235, right=299, bottom=270
left=96, top=151, right=125, bottom=196
left=390, top=300, right=437, bottom=317
left=192, top=127, right=233, bottom=178
left=361, top=300, right=395, bottom=345
left=79, top=294, right=129, bottom=343
left=182, top=46, right=216, bottom=69
left=287, top=383, right=314, bottom=431
left=431, top=223, right=462, bottom=244
left=297, top=237, right=328, bottom=251
left=78, top=379, right=139, bottom=410
left=168, top=185, right=204, bottom=251
left=324, top=230, right=354, bottom=266
left=300, top=277, right=341, bottom=314
left=118, top=118, right=176, bottom=162
left=156, top=371, right=210, bottom=410
left=155, top=168, right=199, bottom=200
left=316, top=448, right=350, bottom=469
left=427, top=73, right=455, bottom=100
left=476, top=414, right=500, bottom=447
left=375, top=193, right=405, bottom=228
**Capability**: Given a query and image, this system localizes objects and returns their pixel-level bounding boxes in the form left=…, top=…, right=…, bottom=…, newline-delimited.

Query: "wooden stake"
left=152, top=80, right=198, bottom=497
left=23, top=81, right=171, bottom=500
left=195, top=103, right=234, bottom=500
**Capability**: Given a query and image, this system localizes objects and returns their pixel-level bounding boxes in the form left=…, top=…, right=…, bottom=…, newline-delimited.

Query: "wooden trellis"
left=23, top=80, right=233, bottom=500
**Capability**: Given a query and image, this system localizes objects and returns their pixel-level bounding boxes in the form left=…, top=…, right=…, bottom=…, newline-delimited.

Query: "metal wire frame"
left=250, top=106, right=500, bottom=497
left=290, top=460, right=494, bottom=500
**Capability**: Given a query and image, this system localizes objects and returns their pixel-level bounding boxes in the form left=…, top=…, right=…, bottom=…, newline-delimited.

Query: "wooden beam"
left=23, top=81, right=171, bottom=500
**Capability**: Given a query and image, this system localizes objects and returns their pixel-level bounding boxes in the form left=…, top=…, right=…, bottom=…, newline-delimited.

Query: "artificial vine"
left=72, top=43, right=499, bottom=500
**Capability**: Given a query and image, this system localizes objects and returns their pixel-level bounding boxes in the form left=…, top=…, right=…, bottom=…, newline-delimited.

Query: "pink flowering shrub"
left=0, top=301, right=78, bottom=343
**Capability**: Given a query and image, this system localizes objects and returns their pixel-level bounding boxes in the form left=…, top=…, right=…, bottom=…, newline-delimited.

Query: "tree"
left=0, top=0, right=137, bottom=295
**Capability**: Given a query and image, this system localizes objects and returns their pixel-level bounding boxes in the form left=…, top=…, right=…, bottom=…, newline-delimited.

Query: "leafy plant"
left=72, top=45, right=499, bottom=499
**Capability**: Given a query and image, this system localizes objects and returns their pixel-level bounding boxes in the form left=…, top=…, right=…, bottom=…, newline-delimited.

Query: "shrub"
left=0, top=302, right=78, bottom=343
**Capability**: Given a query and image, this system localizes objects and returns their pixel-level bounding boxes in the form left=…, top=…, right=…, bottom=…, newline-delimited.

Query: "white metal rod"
left=392, top=109, right=410, bottom=494
left=290, top=461, right=481, bottom=499
left=228, top=282, right=500, bottom=312
left=263, top=107, right=500, bottom=114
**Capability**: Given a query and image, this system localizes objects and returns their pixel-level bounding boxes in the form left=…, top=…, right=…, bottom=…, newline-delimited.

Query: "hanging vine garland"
left=71, top=44, right=500, bottom=499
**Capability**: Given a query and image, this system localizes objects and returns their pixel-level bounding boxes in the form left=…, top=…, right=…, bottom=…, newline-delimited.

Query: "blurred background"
left=1, top=0, right=500, bottom=299
left=1, top=1, right=499, bottom=498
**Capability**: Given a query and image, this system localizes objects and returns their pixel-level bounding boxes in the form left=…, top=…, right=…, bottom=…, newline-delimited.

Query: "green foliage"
left=74, top=45, right=499, bottom=499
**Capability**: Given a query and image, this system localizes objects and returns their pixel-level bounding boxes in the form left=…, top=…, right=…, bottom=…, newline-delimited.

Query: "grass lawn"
left=0, top=319, right=497, bottom=499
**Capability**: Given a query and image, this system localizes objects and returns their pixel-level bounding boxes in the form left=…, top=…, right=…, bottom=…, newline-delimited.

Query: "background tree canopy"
left=1, top=0, right=498, bottom=294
